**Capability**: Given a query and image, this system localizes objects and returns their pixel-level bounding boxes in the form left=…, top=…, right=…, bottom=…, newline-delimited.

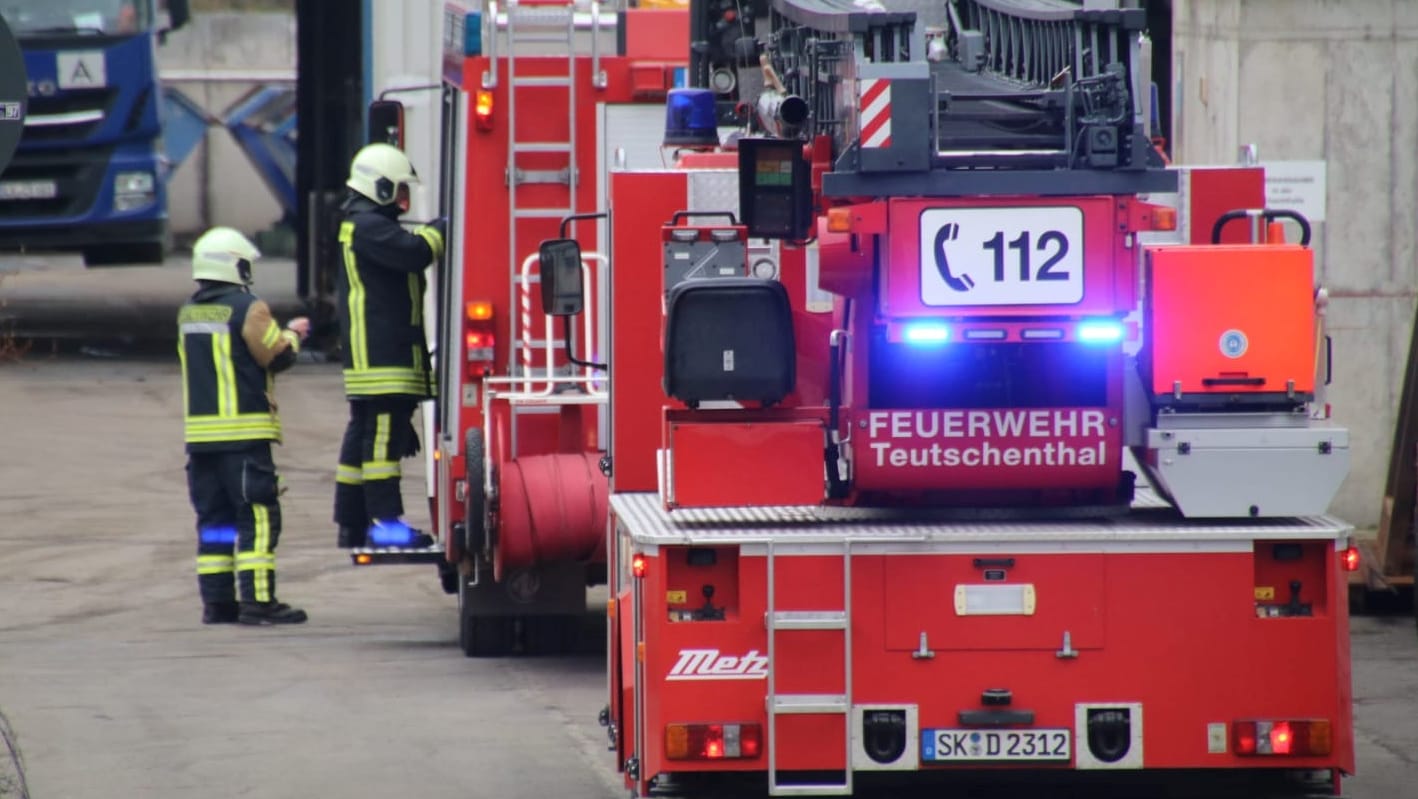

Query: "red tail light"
left=1232, top=719, right=1331, bottom=756
left=631, top=553, right=647, bottom=578
left=464, top=299, right=496, bottom=378
left=1342, top=546, right=1360, bottom=572
left=665, top=723, right=762, bottom=760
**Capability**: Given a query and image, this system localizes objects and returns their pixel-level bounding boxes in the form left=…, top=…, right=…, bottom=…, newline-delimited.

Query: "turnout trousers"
left=334, top=396, right=418, bottom=531
left=188, top=442, right=283, bottom=604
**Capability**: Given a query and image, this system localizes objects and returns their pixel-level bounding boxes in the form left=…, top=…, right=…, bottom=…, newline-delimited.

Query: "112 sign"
left=918, top=206, right=1085, bottom=306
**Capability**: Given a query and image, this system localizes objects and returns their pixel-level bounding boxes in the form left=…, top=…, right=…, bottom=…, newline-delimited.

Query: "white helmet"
left=192, top=226, right=260, bottom=285
left=346, top=142, right=420, bottom=206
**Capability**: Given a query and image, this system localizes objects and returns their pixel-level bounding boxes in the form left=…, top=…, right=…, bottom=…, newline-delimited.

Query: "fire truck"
left=348, top=0, right=694, bottom=657
left=535, top=0, right=1356, bottom=796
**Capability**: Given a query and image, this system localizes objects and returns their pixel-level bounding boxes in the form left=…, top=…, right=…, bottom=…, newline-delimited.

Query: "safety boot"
left=238, top=601, right=309, bottom=625
left=202, top=601, right=240, bottom=625
left=337, top=525, right=367, bottom=548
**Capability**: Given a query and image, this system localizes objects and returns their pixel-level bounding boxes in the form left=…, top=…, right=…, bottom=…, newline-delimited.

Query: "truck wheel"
left=458, top=572, right=514, bottom=657
left=464, top=428, right=487, bottom=555
left=525, top=614, right=583, bottom=655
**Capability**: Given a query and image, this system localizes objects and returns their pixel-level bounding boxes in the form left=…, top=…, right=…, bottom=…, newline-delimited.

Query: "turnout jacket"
left=178, top=282, right=300, bottom=452
left=336, top=194, right=445, bottom=399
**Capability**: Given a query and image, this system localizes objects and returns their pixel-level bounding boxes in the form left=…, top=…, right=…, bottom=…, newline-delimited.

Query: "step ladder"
left=765, top=540, right=854, bottom=796
left=499, top=0, right=582, bottom=371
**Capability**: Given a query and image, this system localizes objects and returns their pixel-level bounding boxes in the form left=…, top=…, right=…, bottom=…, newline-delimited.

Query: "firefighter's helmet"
left=346, top=142, right=420, bottom=206
left=191, top=226, right=260, bottom=285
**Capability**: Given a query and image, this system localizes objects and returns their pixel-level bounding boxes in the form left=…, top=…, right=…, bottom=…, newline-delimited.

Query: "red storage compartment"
left=1145, top=244, right=1317, bottom=403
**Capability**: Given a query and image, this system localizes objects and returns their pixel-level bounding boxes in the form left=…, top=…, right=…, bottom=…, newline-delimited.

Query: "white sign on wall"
left=1262, top=160, right=1326, bottom=223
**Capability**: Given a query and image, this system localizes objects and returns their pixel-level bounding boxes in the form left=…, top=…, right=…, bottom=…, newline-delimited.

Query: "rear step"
left=350, top=544, right=444, bottom=565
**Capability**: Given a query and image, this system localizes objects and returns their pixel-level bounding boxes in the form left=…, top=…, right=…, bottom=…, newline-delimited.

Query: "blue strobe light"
left=663, top=88, right=719, bottom=147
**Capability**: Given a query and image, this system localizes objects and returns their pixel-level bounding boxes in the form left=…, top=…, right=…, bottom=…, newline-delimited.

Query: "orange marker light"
left=474, top=90, right=495, bottom=132
left=1152, top=206, right=1177, bottom=232
left=355, top=554, right=372, bottom=565
left=631, top=553, right=647, bottom=578
left=466, top=300, right=494, bottom=321
left=827, top=207, right=852, bottom=233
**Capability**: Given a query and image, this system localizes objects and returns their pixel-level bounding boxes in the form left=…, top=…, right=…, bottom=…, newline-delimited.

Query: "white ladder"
left=765, top=541, right=854, bottom=796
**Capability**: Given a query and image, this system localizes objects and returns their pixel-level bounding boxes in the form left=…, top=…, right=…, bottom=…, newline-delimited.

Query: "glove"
left=429, top=216, right=448, bottom=240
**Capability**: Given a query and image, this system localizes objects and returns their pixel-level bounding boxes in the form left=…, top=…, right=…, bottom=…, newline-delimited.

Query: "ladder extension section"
left=765, top=542, right=854, bottom=796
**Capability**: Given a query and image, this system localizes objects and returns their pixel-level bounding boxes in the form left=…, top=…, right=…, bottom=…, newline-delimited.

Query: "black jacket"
left=335, top=194, right=444, bottom=399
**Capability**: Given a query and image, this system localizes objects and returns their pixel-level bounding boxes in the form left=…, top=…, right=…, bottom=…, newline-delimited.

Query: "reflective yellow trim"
left=177, top=327, right=190, bottom=421
left=409, top=273, right=422, bottom=326
left=184, top=413, right=281, bottom=443
left=254, top=504, right=272, bottom=601
left=212, top=332, right=238, bottom=417
left=281, top=328, right=301, bottom=353
left=196, top=555, right=234, bottom=575
left=374, top=412, right=390, bottom=463
left=417, top=226, right=444, bottom=260
left=342, top=368, right=429, bottom=396
left=336, top=464, right=363, bottom=485
left=262, top=320, right=282, bottom=348
left=361, top=461, right=402, bottom=480
left=340, top=221, right=369, bottom=371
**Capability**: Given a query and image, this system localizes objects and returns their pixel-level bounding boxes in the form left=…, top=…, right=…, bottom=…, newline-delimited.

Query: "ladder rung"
left=513, top=75, right=573, bottom=88
left=510, top=32, right=571, bottom=43
left=513, top=208, right=574, bottom=219
left=769, top=784, right=852, bottom=796
left=513, top=142, right=572, bottom=153
left=771, top=694, right=848, bottom=714
left=770, top=610, right=847, bottom=630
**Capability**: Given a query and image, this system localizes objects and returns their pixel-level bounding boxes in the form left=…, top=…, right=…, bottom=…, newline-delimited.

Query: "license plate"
left=0, top=180, right=58, bottom=200
left=922, top=728, right=1071, bottom=762
left=918, top=206, right=1085, bottom=306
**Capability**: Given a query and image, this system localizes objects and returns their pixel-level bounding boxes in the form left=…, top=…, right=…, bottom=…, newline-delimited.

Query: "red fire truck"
left=348, top=0, right=695, bottom=657
left=530, top=0, right=1356, bottom=796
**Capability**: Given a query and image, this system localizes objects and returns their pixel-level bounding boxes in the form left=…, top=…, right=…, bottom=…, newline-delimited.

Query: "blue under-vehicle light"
left=1076, top=320, right=1125, bottom=343
left=663, top=88, right=719, bottom=147
left=903, top=323, right=950, bottom=344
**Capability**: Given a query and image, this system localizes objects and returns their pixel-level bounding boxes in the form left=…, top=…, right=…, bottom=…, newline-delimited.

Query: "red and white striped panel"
left=859, top=77, right=893, bottom=149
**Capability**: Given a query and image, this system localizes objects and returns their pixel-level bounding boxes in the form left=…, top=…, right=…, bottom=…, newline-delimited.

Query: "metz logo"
left=667, top=648, right=769, bottom=681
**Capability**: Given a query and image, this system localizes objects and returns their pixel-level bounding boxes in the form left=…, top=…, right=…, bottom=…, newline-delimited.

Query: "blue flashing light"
left=1077, top=320, right=1125, bottom=343
left=663, top=88, right=719, bottom=147
left=903, top=323, right=950, bottom=344
left=672, top=67, right=688, bottom=89
left=464, top=12, right=482, bottom=56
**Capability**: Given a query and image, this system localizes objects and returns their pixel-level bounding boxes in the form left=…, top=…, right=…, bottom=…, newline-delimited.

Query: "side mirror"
left=367, top=100, right=404, bottom=148
left=539, top=238, right=585, bottom=317
left=165, top=0, right=191, bottom=31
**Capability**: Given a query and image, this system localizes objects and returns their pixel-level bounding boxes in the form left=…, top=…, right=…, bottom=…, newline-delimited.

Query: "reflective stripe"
left=340, top=222, right=369, bottom=372
left=214, top=333, right=238, bottom=417
left=254, top=504, right=272, bottom=601
left=199, top=525, right=238, bottom=545
left=342, top=368, right=429, bottom=396
left=197, top=554, right=234, bottom=575
left=417, top=226, right=444, bottom=260
left=409, top=274, right=422, bottom=326
left=362, top=461, right=401, bottom=480
left=185, top=414, right=281, bottom=443
left=336, top=464, right=363, bottom=485
left=374, top=412, right=390, bottom=463
left=177, top=327, right=190, bottom=420
left=182, top=321, right=227, bottom=335
left=261, top=320, right=282, bottom=348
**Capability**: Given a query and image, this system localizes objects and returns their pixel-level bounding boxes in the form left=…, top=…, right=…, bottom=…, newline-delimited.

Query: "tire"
left=524, top=614, right=584, bottom=655
left=464, top=428, right=487, bottom=556
left=457, top=572, right=515, bottom=657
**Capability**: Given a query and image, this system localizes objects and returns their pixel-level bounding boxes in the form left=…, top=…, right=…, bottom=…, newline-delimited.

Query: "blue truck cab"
left=0, top=0, right=189, bottom=265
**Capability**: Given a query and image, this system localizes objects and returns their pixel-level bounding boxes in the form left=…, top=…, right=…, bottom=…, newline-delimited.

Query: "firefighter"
left=180, top=226, right=310, bottom=625
left=333, top=142, right=446, bottom=549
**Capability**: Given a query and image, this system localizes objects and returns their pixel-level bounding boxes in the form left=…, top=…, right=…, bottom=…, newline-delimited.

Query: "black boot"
left=337, top=525, right=367, bottom=548
left=202, top=601, right=240, bottom=625
left=238, top=600, right=309, bottom=625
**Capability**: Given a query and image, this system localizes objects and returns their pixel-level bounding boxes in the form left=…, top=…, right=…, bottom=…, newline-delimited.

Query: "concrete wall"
left=1172, top=0, right=1418, bottom=527
left=157, top=11, right=296, bottom=240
